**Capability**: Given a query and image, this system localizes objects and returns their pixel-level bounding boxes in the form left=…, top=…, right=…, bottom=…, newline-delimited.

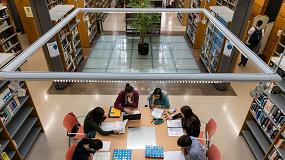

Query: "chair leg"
left=68, top=137, right=71, bottom=147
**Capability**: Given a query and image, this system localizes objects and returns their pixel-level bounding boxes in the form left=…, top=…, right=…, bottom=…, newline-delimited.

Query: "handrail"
left=0, top=8, right=280, bottom=82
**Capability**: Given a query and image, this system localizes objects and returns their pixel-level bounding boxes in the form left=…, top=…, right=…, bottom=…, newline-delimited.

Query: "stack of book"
left=0, top=96, right=20, bottom=124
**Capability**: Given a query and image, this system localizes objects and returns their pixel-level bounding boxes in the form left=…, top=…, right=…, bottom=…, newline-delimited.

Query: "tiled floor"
left=83, top=35, right=201, bottom=73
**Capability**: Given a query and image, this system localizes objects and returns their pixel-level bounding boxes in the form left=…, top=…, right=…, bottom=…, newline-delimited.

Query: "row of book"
left=2, top=39, right=18, bottom=51
left=251, top=102, right=279, bottom=140
left=0, top=88, right=12, bottom=107
left=268, top=148, right=282, bottom=160
left=0, top=20, right=9, bottom=30
left=0, top=7, right=8, bottom=19
left=0, top=96, right=20, bottom=124
left=254, top=94, right=285, bottom=129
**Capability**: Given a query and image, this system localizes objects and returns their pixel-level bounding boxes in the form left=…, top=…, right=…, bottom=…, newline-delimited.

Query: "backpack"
left=248, top=27, right=262, bottom=47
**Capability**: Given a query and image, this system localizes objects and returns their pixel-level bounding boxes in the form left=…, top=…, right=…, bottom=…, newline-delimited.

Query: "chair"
left=207, top=144, right=221, bottom=160
left=63, top=112, right=86, bottom=146
left=199, top=118, right=217, bottom=148
left=66, top=144, right=77, bottom=160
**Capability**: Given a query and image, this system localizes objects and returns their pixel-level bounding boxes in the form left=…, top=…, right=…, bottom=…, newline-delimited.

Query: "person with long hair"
left=169, top=105, right=201, bottom=137
left=84, top=107, right=119, bottom=137
left=148, top=88, right=170, bottom=108
left=114, top=83, right=139, bottom=114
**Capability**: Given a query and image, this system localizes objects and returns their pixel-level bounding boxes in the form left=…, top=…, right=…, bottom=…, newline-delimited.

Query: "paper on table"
left=101, top=119, right=128, bottom=133
left=127, top=127, right=156, bottom=149
left=164, top=151, right=185, bottom=160
left=101, top=122, right=115, bottom=131
left=100, top=141, right=111, bottom=151
left=167, top=128, right=184, bottom=137
left=167, top=120, right=182, bottom=128
left=93, top=152, right=110, bottom=160
left=151, top=108, right=164, bottom=118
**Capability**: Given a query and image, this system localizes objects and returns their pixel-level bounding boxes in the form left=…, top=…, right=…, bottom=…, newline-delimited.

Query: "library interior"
left=0, top=0, right=285, bottom=160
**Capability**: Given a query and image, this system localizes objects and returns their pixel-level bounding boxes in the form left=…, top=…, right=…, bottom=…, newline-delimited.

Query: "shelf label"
left=223, top=40, right=233, bottom=57
left=47, top=41, right=60, bottom=58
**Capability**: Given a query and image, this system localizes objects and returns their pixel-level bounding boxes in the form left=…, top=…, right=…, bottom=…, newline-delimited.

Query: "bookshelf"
left=176, top=0, right=191, bottom=26
left=0, top=54, right=44, bottom=160
left=200, top=6, right=233, bottom=73
left=67, top=0, right=98, bottom=47
left=46, top=0, right=65, bottom=9
left=50, top=5, right=84, bottom=72
left=186, top=0, right=216, bottom=49
left=0, top=5, right=22, bottom=55
left=216, top=0, right=238, bottom=11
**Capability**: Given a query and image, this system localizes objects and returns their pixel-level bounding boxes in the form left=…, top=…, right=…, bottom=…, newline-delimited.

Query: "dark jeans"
left=240, top=54, right=248, bottom=65
left=240, top=44, right=254, bottom=65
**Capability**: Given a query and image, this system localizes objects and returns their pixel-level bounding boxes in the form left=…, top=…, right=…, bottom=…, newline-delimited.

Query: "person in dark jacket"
left=72, top=138, right=103, bottom=160
left=169, top=105, right=201, bottom=137
left=84, top=107, right=119, bottom=137
left=114, top=83, right=139, bottom=114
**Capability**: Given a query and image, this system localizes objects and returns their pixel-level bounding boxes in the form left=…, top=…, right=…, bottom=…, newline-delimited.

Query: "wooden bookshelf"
left=0, top=54, right=44, bottom=160
left=186, top=0, right=216, bottom=49
left=67, top=0, right=98, bottom=47
left=240, top=77, right=285, bottom=159
left=200, top=6, right=233, bottom=73
left=49, top=5, right=84, bottom=72
left=216, top=0, right=238, bottom=11
left=176, top=0, right=191, bottom=26
left=0, top=5, right=22, bottom=55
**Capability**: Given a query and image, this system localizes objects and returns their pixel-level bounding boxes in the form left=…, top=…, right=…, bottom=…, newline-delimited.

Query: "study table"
left=94, top=106, right=183, bottom=159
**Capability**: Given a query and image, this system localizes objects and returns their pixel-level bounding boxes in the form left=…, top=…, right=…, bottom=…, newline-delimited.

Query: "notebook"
left=108, top=106, right=121, bottom=118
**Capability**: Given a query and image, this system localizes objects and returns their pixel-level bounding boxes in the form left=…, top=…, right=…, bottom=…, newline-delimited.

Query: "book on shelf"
left=269, top=148, right=282, bottom=160
left=0, top=88, right=12, bottom=106
left=276, top=139, right=285, bottom=150
left=0, top=96, right=20, bottom=124
left=251, top=102, right=279, bottom=139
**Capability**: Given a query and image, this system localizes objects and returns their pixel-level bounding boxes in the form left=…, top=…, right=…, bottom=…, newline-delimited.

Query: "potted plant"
left=128, top=0, right=160, bottom=55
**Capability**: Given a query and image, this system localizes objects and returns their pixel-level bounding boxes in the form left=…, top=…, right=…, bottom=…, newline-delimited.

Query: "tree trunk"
left=140, top=35, right=144, bottom=44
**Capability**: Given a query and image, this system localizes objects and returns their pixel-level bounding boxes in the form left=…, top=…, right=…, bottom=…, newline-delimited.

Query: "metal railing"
left=0, top=8, right=281, bottom=82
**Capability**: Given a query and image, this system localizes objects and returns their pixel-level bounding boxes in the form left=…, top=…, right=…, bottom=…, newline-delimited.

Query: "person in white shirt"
left=238, top=20, right=264, bottom=66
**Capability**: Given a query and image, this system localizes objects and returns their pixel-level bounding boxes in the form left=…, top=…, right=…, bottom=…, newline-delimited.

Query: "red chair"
left=199, top=118, right=217, bottom=148
left=207, top=144, right=221, bottom=160
left=66, top=144, right=77, bottom=160
left=63, top=112, right=86, bottom=146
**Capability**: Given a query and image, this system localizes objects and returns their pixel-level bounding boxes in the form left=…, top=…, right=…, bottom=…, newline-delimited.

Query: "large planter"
left=138, top=43, right=149, bottom=55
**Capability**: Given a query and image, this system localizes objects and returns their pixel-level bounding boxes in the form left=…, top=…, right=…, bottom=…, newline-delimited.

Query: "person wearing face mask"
left=72, top=138, right=103, bottom=160
left=148, top=88, right=170, bottom=109
left=169, top=105, right=201, bottom=137
left=84, top=107, right=120, bottom=137
left=114, top=83, right=139, bottom=114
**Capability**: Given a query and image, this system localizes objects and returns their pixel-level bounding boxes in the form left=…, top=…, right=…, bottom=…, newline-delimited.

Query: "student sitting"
left=169, top=105, right=201, bottom=137
left=114, top=83, right=139, bottom=114
left=72, top=138, right=103, bottom=160
left=84, top=107, right=119, bottom=137
left=177, top=135, right=206, bottom=160
left=148, top=88, right=170, bottom=109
